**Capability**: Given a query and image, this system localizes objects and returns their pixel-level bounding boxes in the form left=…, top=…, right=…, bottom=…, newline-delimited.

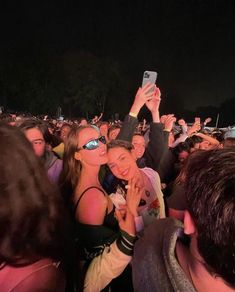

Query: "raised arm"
left=117, top=82, right=155, bottom=141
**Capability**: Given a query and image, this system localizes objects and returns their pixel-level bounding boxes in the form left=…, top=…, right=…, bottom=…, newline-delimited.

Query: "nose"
left=99, top=142, right=107, bottom=151
left=116, top=164, right=126, bottom=174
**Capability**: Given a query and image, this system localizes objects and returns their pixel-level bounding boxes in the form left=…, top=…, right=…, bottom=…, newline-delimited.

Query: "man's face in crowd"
left=25, top=128, right=45, bottom=157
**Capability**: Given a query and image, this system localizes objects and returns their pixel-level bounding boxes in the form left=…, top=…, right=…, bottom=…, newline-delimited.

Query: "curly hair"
left=0, top=123, right=70, bottom=265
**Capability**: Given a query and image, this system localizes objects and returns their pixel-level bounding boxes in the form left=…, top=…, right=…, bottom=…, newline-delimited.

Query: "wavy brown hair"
left=0, top=123, right=70, bottom=265
left=59, top=125, right=99, bottom=197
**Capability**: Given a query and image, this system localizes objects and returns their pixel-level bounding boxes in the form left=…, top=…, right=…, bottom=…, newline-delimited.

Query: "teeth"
left=122, top=169, right=128, bottom=176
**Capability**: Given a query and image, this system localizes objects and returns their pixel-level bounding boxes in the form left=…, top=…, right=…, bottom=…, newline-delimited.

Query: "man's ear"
left=184, top=210, right=196, bottom=235
left=74, top=151, right=82, bottom=161
left=131, top=149, right=137, bottom=160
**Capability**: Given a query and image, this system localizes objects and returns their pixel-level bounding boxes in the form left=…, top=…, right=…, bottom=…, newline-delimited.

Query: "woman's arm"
left=84, top=208, right=136, bottom=291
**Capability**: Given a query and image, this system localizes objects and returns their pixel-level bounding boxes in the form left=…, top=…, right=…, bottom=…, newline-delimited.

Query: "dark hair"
left=172, top=142, right=191, bottom=159
left=107, top=139, right=134, bottom=152
left=185, top=149, right=235, bottom=287
left=18, top=118, right=47, bottom=136
left=184, top=135, right=203, bottom=149
left=0, top=123, right=70, bottom=265
left=18, top=118, right=61, bottom=148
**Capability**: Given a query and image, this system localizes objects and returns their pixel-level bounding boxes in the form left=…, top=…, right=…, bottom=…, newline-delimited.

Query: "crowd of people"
left=0, top=82, right=235, bottom=291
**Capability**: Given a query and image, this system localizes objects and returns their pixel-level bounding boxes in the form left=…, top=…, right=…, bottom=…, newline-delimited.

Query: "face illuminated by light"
left=107, top=146, right=138, bottom=181
left=132, top=135, right=146, bottom=159
left=75, top=127, right=108, bottom=166
left=25, top=128, right=45, bottom=157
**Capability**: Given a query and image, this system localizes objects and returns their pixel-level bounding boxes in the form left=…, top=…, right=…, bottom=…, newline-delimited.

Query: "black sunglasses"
left=77, top=136, right=106, bottom=151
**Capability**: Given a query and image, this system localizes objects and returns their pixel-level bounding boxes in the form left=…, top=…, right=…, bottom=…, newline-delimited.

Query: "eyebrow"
left=108, top=153, right=125, bottom=166
left=117, top=153, right=125, bottom=160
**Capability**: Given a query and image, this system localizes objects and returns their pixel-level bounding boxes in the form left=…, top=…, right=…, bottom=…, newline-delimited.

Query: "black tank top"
left=74, top=186, right=117, bottom=228
left=73, top=186, right=119, bottom=260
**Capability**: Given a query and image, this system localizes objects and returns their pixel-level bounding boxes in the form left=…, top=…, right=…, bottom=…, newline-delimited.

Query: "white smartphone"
left=109, top=192, right=126, bottom=209
left=142, top=71, right=158, bottom=88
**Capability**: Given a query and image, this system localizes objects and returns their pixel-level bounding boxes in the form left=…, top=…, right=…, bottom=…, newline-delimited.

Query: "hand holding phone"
left=142, top=71, right=158, bottom=90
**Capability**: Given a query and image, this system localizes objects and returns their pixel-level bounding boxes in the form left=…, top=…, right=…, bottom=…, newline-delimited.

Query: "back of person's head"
left=185, top=148, right=235, bottom=288
left=184, top=135, right=203, bottom=150
left=0, top=123, right=69, bottom=265
left=172, top=142, right=191, bottom=160
left=175, top=149, right=204, bottom=184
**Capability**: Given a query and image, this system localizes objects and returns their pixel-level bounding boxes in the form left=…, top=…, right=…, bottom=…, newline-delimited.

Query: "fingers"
left=115, top=209, right=123, bottom=223
left=125, top=207, right=134, bottom=221
left=154, top=86, right=161, bottom=99
left=140, top=82, right=155, bottom=100
left=119, top=204, right=127, bottom=209
left=142, top=82, right=155, bottom=92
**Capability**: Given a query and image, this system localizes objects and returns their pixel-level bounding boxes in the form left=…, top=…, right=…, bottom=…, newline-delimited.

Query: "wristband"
left=129, top=112, right=138, bottom=118
left=116, top=230, right=137, bottom=256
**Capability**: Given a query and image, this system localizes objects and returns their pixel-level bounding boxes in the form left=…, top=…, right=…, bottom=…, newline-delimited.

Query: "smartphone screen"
left=142, top=71, right=158, bottom=87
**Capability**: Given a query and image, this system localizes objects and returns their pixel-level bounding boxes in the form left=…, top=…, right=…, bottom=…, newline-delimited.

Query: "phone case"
left=142, top=71, right=158, bottom=87
left=109, top=192, right=126, bottom=209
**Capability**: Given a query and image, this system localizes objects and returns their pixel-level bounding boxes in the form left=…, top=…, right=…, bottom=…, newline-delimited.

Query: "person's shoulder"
left=78, top=187, right=108, bottom=208
left=0, top=259, right=65, bottom=292
left=141, top=167, right=159, bottom=178
left=137, top=218, right=182, bottom=245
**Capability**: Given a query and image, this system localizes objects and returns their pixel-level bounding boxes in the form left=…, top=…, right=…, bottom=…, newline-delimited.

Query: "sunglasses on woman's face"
left=77, top=136, right=106, bottom=151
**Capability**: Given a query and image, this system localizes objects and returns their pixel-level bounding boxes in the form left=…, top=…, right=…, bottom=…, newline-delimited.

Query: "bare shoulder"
left=75, top=187, right=108, bottom=225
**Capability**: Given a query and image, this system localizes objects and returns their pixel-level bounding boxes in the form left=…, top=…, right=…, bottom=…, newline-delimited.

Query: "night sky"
left=0, top=0, right=234, bottom=120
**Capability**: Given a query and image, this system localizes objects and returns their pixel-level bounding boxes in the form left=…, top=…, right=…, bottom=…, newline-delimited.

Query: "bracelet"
left=129, top=112, right=138, bottom=118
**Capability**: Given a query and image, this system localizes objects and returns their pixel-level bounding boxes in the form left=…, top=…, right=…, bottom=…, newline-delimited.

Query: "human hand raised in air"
left=129, top=82, right=155, bottom=117
left=145, top=86, right=161, bottom=113
left=163, top=114, right=176, bottom=132
left=188, top=121, right=201, bottom=136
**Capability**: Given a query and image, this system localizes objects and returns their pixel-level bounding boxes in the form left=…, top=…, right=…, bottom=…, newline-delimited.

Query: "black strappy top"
left=73, top=186, right=119, bottom=261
